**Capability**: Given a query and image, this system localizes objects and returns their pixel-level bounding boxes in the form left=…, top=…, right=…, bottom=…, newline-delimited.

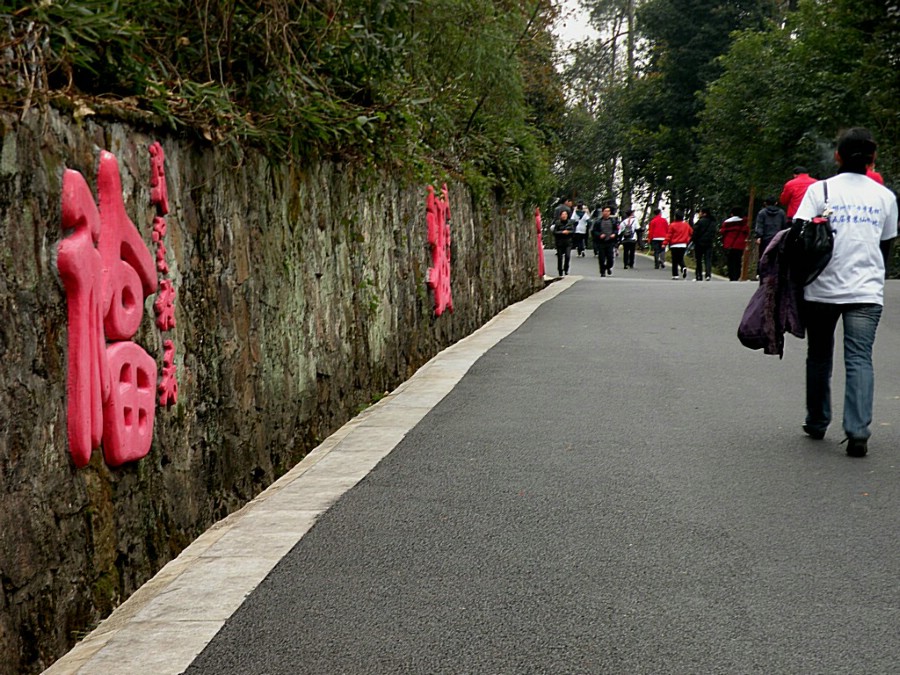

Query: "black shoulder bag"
left=788, top=182, right=834, bottom=286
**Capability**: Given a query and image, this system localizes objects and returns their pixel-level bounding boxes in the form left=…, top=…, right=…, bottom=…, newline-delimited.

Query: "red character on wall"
left=535, top=207, right=545, bottom=278
left=149, top=141, right=178, bottom=406
left=426, top=184, right=453, bottom=316
left=58, top=152, right=158, bottom=467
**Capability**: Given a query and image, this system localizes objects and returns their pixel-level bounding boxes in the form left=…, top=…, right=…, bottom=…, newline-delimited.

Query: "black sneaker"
left=681, top=267, right=687, bottom=279
left=802, top=424, right=825, bottom=440
left=845, top=437, right=868, bottom=457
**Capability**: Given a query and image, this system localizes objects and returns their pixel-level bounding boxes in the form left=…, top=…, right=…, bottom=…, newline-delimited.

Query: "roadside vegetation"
left=1, top=0, right=565, bottom=206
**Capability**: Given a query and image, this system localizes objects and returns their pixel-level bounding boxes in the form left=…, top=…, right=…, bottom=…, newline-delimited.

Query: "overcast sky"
left=552, top=0, right=600, bottom=49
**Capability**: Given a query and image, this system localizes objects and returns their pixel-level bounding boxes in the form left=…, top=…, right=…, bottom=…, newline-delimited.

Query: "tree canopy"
left=556, top=0, right=900, bottom=242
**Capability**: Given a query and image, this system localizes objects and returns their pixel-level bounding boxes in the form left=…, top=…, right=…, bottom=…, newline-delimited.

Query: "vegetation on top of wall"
left=1, top=0, right=563, bottom=205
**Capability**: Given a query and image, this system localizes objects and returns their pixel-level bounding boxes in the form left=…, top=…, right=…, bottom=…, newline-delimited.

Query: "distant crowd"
left=546, top=160, right=887, bottom=283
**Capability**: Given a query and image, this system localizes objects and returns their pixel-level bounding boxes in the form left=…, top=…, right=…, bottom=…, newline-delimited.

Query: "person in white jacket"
left=618, top=209, right=638, bottom=269
left=572, top=202, right=591, bottom=257
left=796, top=127, right=898, bottom=457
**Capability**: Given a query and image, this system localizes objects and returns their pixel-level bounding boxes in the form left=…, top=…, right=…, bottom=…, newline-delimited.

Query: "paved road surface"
left=187, top=251, right=900, bottom=673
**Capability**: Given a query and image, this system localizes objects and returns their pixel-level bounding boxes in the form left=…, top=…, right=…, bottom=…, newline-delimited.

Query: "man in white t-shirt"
left=795, top=127, right=898, bottom=457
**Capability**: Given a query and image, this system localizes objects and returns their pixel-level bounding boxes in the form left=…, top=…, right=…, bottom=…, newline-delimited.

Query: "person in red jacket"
left=663, top=210, right=693, bottom=279
left=720, top=207, right=749, bottom=281
left=867, top=164, right=885, bottom=185
left=647, top=208, right=669, bottom=269
left=779, top=166, right=817, bottom=221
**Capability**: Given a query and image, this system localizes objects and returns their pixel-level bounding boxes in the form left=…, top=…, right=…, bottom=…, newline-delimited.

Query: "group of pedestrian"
left=548, top=199, right=644, bottom=277
left=645, top=207, right=751, bottom=281
left=551, top=200, right=752, bottom=281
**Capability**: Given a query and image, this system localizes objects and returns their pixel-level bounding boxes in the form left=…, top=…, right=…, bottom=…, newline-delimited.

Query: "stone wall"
left=0, top=109, right=542, bottom=674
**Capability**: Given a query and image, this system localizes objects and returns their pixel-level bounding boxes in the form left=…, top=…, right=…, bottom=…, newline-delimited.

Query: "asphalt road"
left=185, top=250, right=900, bottom=674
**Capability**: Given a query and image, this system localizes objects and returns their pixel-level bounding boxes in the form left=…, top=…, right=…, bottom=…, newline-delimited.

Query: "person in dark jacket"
left=754, top=197, right=787, bottom=278
left=591, top=206, right=618, bottom=277
left=552, top=209, right=574, bottom=276
left=691, top=207, right=717, bottom=281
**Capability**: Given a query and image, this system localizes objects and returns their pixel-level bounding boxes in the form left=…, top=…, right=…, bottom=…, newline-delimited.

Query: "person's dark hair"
left=730, top=206, right=743, bottom=217
left=653, top=208, right=661, bottom=215
left=675, top=210, right=684, bottom=220
left=793, top=166, right=807, bottom=175
left=837, top=127, right=877, bottom=173
left=699, top=207, right=711, bottom=217
left=625, top=209, right=634, bottom=216
left=764, top=196, right=776, bottom=206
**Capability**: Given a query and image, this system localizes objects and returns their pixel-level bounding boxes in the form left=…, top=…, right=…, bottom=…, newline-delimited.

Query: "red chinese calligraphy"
left=58, top=170, right=109, bottom=467
left=103, top=342, right=157, bottom=465
left=58, top=152, right=158, bottom=467
left=152, top=216, right=169, bottom=274
left=426, top=184, right=453, bottom=316
left=535, top=207, right=545, bottom=278
left=149, top=141, right=178, bottom=406
left=96, top=152, right=158, bottom=340
left=154, top=279, right=176, bottom=332
left=149, top=141, right=169, bottom=215
left=158, top=340, right=178, bottom=407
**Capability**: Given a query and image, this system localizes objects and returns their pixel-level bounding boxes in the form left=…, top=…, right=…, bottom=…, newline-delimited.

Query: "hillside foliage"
left=1, top=0, right=565, bottom=205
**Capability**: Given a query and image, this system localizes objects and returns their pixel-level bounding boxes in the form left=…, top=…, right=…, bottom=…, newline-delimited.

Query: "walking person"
left=691, top=207, right=716, bottom=280
left=589, top=204, right=603, bottom=257
left=780, top=166, right=817, bottom=222
left=552, top=209, right=574, bottom=276
left=572, top=202, right=590, bottom=257
left=618, top=209, right=638, bottom=269
left=635, top=215, right=646, bottom=250
left=663, top=211, right=692, bottom=279
left=647, top=208, right=669, bottom=269
left=553, top=197, right=574, bottom=221
left=755, top=196, right=787, bottom=278
left=591, top=206, right=618, bottom=277
left=796, top=127, right=898, bottom=457
left=720, top=207, right=749, bottom=281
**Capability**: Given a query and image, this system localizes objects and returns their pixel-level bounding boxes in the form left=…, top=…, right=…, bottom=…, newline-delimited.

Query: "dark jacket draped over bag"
left=737, top=228, right=805, bottom=357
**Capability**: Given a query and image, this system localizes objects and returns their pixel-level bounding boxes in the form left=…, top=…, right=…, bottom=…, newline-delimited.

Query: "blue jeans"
left=804, top=302, right=882, bottom=439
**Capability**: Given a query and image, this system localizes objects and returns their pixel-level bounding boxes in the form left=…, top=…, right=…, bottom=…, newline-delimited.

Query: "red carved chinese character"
left=535, top=207, right=545, bottom=278
left=151, top=215, right=167, bottom=242
left=102, top=342, right=157, bottom=466
left=426, top=184, right=453, bottom=316
left=149, top=141, right=169, bottom=215
left=156, top=240, right=169, bottom=275
left=58, top=153, right=160, bottom=468
left=154, top=279, right=176, bottom=331
left=96, top=151, right=158, bottom=340
left=158, top=340, right=178, bottom=407
left=58, top=169, right=110, bottom=468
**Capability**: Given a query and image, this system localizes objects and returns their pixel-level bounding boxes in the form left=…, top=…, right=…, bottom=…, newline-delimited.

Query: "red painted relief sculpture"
left=426, top=184, right=453, bottom=316
left=535, top=207, right=545, bottom=277
left=149, top=141, right=178, bottom=406
left=149, top=141, right=170, bottom=215
left=153, top=279, right=176, bottom=332
left=58, top=152, right=158, bottom=467
left=158, top=340, right=178, bottom=407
